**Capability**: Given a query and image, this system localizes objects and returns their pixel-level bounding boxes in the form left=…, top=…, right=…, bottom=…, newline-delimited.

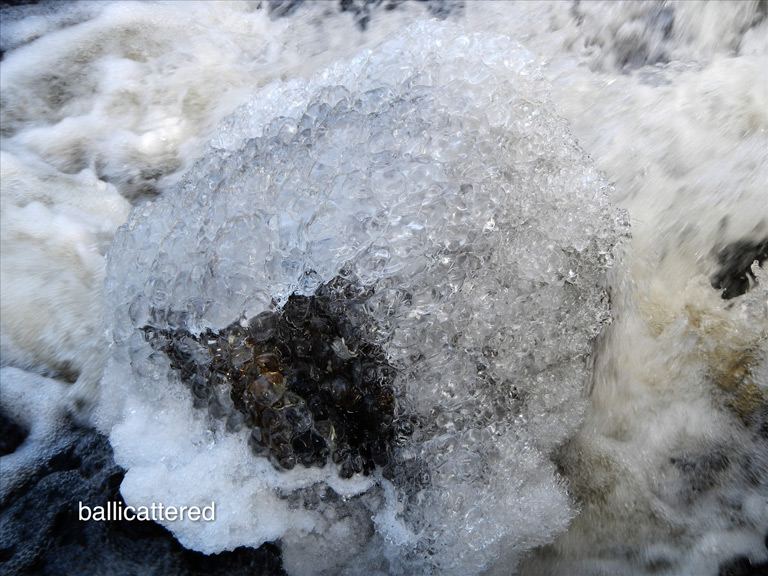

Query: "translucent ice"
left=99, top=20, right=624, bottom=576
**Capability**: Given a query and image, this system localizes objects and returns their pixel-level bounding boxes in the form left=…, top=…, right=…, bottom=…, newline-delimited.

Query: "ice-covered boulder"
left=99, top=20, right=625, bottom=576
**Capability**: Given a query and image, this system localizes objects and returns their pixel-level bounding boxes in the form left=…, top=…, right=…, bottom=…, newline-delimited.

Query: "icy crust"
left=100, top=21, right=624, bottom=576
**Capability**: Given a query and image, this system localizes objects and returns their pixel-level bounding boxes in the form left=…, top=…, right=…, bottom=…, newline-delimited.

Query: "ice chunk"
left=99, top=20, right=625, bottom=576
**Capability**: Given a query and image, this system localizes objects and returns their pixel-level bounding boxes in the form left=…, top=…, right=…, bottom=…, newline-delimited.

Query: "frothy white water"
left=1, top=1, right=766, bottom=575
left=0, top=149, right=130, bottom=411
left=0, top=0, right=447, bottom=199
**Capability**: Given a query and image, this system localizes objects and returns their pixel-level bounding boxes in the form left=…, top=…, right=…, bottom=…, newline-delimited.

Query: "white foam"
left=0, top=151, right=130, bottom=413
left=0, top=0, right=448, bottom=200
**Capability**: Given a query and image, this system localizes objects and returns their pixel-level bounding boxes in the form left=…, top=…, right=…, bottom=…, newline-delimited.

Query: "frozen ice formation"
left=99, top=20, right=625, bottom=576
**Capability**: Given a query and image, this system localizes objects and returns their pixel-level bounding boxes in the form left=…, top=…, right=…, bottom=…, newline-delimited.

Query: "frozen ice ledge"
left=98, top=20, right=627, bottom=576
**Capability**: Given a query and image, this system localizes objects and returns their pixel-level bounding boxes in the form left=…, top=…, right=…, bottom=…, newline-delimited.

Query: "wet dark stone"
left=718, top=554, right=768, bottom=576
left=147, top=276, right=407, bottom=480
left=265, top=0, right=305, bottom=19
left=0, top=421, right=286, bottom=576
left=0, top=410, right=28, bottom=457
left=370, top=438, right=389, bottom=466
left=669, top=450, right=730, bottom=494
left=743, top=403, right=768, bottom=442
left=264, top=0, right=462, bottom=31
left=226, top=411, right=245, bottom=433
left=651, top=6, right=675, bottom=40
left=711, top=238, right=768, bottom=299
left=757, top=1, right=768, bottom=25
left=249, top=312, right=278, bottom=342
left=0, top=0, right=41, bottom=7
left=191, top=379, right=210, bottom=400
left=207, top=400, right=229, bottom=420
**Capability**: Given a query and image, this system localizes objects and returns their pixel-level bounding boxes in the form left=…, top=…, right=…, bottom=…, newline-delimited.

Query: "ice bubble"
left=99, top=20, right=625, bottom=575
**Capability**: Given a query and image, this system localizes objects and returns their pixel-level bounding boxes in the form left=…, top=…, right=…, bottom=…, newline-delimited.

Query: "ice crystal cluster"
left=99, top=20, right=624, bottom=576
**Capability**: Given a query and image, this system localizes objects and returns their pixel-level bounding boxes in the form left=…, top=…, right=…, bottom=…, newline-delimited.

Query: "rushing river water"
left=1, top=2, right=766, bottom=575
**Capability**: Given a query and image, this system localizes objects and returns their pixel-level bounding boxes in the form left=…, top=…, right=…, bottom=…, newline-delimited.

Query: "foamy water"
left=1, top=2, right=766, bottom=575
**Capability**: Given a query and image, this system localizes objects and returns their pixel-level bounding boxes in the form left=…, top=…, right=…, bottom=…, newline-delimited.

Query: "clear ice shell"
left=99, top=20, right=625, bottom=576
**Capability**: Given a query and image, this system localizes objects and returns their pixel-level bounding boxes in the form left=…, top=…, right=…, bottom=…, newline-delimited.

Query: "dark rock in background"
left=265, top=0, right=462, bottom=30
left=711, top=238, right=768, bottom=300
left=0, top=411, right=28, bottom=458
left=718, top=553, right=768, bottom=576
left=0, top=1, right=42, bottom=6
